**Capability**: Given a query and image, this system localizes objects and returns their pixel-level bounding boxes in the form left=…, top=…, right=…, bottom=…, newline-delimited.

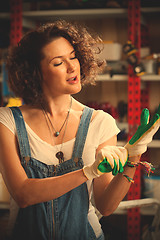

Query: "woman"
left=0, top=20, right=149, bottom=240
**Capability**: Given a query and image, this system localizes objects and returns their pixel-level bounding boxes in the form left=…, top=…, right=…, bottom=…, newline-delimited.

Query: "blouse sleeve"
left=95, top=110, right=120, bottom=145
left=0, top=107, right=16, bottom=134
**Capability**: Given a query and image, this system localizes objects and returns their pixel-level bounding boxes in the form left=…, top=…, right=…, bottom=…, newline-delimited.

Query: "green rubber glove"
left=83, top=146, right=128, bottom=179
left=125, top=104, right=160, bottom=157
left=97, top=146, right=128, bottom=176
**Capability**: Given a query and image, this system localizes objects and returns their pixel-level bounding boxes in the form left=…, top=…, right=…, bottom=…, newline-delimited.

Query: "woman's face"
left=40, top=37, right=81, bottom=98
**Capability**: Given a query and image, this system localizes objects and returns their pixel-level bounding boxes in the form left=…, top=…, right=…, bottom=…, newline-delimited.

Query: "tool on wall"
left=123, top=40, right=145, bottom=76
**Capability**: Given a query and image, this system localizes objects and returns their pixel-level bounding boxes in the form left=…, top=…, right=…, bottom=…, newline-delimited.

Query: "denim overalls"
left=10, top=106, right=104, bottom=240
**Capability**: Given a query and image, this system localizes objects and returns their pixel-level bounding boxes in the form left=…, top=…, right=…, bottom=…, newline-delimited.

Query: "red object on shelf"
left=10, top=0, right=22, bottom=46
left=127, top=0, right=141, bottom=239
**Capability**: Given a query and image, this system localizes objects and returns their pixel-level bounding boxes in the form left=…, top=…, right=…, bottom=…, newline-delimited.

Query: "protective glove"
left=125, top=104, right=160, bottom=157
left=83, top=146, right=128, bottom=180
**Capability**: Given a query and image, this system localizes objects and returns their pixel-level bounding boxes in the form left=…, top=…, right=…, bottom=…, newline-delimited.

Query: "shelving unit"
left=1, top=4, right=157, bottom=146
left=1, top=7, right=160, bottom=20
left=0, top=2, right=160, bottom=239
left=1, top=7, right=160, bottom=30
left=97, top=73, right=160, bottom=81
left=0, top=2, right=159, bottom=172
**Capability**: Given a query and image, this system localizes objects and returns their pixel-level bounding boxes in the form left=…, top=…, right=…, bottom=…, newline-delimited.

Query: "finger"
left=105, top=153, right=115, bottom=169
left=110, top=151, right=119, bottom=170
left=98, top=158, right=113, bottom=173
left=120, top=147, right=128, bottom=166
left=97, top=150, right=115, bottom=172
left=100, top=148, right=115, bottom=169
left=148, top=113, right=160, bottom=129
left=112, top=161, right=118, bottom=176
left=156, top=104, right=160, bottom=116
left=112, top=147, right=128, bottom=166
left=140, top=108, right=150, bottom=126
left=119, top=161, right=124, bottom=173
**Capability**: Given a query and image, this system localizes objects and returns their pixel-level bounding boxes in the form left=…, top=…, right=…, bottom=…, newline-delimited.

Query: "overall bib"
left=10, top=106, right=104, bottom=240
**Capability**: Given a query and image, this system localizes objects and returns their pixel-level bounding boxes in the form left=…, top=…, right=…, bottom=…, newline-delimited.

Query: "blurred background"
left=0, top=1, right=160, bottom=240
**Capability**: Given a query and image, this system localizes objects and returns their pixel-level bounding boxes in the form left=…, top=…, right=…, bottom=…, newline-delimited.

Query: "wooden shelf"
left=1, top=7, right=160, bottom=20
left=0, top=8, right=127, bottom=21
left=17, top=7, right=160, bottom=19
left=113, top=198, right=160, bottom=216
left=148, top=140, right=160, bottom=148
left=22, top=8, right=128, bottom=19
left=97, top=74, right=127, bottom=81
left=97, top=74, right=160, bottom=82
left=0, top=202, right=9, bottom=210
left=141, top=74, right=160, bottom=81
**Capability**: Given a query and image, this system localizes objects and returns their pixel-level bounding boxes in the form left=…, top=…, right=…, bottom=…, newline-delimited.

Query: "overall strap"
left=10, top=107, right=31, bottom=160
left=72, top=106, right=94, bottom=160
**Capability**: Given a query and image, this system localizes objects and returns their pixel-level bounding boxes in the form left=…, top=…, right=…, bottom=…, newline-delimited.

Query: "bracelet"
left=140, top=161, right=155, bottom=176
left=122, top=174, right=134, bottom=183
left=127, top=161, right=139, bottom=168
left=126, top=161, right=155, bottom=176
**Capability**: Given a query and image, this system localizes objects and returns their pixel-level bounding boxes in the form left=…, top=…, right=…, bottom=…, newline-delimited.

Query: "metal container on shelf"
left=99, top=42, right=122, bottom=61
left=143, top=174, right=160, bottom=202
left=141, top=59, right=156, bottom=74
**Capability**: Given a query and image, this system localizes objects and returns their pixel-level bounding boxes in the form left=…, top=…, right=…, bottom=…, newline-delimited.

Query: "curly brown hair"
left=6, top=20, right=105, bottom=105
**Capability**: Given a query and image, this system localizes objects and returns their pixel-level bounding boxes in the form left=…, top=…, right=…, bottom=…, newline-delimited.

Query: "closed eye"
left=70, top=56, right=77, bottom=60
left=54, top=62, right=62, bottom=67
left=54, top=57, right=77, bottom=66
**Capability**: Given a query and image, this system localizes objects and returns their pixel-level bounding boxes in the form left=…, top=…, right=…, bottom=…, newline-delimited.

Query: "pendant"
left=56, top=151, right=64, bottom=163
left=55, top=132, right=60, bottom=137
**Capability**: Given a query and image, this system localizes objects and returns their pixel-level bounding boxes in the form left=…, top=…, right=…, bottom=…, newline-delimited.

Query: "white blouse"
left=0, top=106, right=120, bottom=237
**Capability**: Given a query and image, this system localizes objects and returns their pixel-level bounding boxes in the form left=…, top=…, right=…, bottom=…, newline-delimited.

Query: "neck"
left=42, top=95, right=72, bottom=116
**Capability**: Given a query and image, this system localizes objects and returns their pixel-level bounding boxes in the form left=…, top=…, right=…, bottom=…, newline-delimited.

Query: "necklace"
left=45, top=98, right=72, bottom=137
left=42, top=97, right=72, bottom=163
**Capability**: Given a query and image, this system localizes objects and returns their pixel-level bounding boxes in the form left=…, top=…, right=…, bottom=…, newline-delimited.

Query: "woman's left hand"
left=125, top=105, right=160, bottom=157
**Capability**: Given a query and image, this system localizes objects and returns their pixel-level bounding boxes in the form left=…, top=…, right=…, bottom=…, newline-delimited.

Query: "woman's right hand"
left=83, top=146, right=128, bottom=180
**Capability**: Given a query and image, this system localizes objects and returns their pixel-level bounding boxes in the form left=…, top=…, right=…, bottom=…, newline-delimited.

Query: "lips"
left=67, top=76, right=79, bottom=84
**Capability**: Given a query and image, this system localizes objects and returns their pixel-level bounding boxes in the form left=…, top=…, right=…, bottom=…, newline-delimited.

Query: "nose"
left=67, top=60, right=76, bottom=73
